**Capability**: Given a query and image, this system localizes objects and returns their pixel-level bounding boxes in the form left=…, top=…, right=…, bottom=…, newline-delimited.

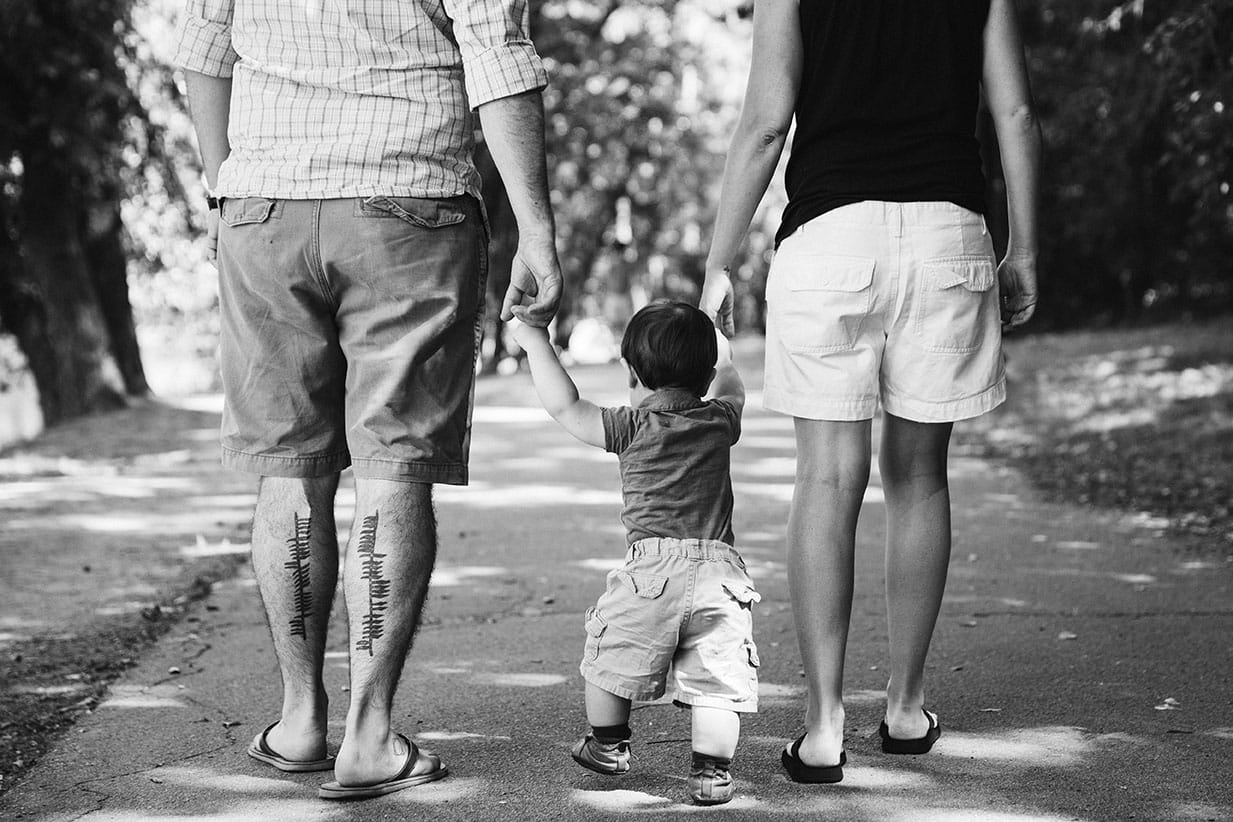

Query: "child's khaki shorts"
left=764, top=200, right=1006, bottom=423
left=580, top=537, right=760, bottom=713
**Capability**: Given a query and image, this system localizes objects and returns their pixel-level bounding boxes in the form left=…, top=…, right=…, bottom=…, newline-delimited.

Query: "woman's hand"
left=998, top=252, right=1037, bottom=330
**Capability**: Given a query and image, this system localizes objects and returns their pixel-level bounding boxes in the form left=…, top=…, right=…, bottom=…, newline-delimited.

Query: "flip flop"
left=879, top=708, right=941, bottom=755
left=318, top=735, right=448, bottom=800
left=247, top=722, right=335, bottom=772
left=781, top=734, right=845, bottom=783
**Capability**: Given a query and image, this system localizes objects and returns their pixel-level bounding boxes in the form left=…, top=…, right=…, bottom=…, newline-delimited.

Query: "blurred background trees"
left=0, top=0, right=153, bottom=425
left=0, top=0, right=1230, bottom=429
left=1022, top=0, right=1233, bottom=326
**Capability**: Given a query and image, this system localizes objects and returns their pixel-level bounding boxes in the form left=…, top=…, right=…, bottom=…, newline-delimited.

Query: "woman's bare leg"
left=787, top=417, right=871, bottom=765
left=880, top=413, right=952, bottom=738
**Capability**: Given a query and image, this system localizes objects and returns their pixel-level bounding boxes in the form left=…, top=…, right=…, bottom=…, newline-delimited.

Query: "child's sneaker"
left=688, top=754, right=734, bottom=805
left=571, top=734, right=631, bottom=775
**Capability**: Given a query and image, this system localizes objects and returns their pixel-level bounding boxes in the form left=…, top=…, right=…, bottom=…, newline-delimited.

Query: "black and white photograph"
left=0, top=0, right=1230, bottom=819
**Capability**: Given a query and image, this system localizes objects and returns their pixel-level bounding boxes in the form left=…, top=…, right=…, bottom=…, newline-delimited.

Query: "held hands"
left=998, top=251, right=1038, bottom=330
left=501, top=237, right=563, bottom=328
left=700, top=266, right=735, bottom=337
left=510, top=317, right=551, bottom=350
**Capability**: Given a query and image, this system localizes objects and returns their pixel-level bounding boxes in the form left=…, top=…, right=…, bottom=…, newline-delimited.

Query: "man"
left=175, top=0, right=561, bottom=799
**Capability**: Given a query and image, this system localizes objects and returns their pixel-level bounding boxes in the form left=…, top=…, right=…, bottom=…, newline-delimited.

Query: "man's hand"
left=205, top=208, right=220, bottom=265
left=501, top=237, right=562, bottom=328
left=700, top=266, right=735, bottom=337
left=999, top=251, right=1038, bottom=330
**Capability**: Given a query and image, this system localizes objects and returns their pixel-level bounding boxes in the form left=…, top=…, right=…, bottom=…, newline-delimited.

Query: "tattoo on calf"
left=355, top=512, right=390, bottom=656
left=285, top=512, right=313, bottom=638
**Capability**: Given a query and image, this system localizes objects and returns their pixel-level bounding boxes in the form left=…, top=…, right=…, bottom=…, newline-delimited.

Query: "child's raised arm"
left=512, top=323, right=607, bottom=448
left=709, top=330, right=745, bottom=413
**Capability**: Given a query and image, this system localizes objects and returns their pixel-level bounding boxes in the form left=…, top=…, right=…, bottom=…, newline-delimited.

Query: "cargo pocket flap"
left=220, top=197, right=275, bottom=227
left=722, top=581, right=761, bottom=607
left=787, top=255, right=875, bottom=292
left=361, top=196, right=467, bottom=228
left=745, top=641, right=761, bottom=668
left=617, top=571, right=668, bottom=599
left=923, top=257, right=995, bottom=292
left=584, top=609, right=607, bottom=637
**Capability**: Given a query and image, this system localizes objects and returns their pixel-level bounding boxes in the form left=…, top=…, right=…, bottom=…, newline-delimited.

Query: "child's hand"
left=700, top=266, right=735, bottom=338
left=511, top=318, right=551, bottom=349
left=714, top=328, right=733, bottom=365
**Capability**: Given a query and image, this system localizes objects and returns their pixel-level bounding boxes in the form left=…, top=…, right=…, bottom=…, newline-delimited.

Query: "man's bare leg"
left=250, top=474, right=340, bottom=762
left=333, top=479, right=439, bottom=785
left=786, top=418, right=871, bottom=767
left=880, top=414, right=953, bottom=739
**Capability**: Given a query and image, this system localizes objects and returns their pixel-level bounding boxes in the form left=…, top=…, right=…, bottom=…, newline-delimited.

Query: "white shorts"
left=764, top=201, right=1006, bottom=423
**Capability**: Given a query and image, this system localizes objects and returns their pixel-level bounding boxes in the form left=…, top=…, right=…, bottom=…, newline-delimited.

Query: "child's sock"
left=691, top=751, right=732, bottom=769
left=591, top=723, right=631, bottom=743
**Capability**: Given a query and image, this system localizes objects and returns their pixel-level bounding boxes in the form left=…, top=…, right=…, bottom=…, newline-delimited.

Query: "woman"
left=701, top=0, right=1041, bottom=782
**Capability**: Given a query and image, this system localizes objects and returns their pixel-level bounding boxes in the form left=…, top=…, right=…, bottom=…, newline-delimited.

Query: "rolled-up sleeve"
left=442, top=0, right=549, bottom=108
left=174, top=0, right=238, bottom=78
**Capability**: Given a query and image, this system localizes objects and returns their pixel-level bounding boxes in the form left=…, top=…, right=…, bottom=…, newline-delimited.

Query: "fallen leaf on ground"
left=979, top=707, right=1002, bottom=712
left=1058, top=631, right=1078, bottom=640
left=1154, top=697, right=1181, bottom=711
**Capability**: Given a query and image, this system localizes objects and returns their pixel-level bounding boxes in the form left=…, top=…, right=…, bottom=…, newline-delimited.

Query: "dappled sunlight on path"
left=3, top=344, right=1232, bottom=820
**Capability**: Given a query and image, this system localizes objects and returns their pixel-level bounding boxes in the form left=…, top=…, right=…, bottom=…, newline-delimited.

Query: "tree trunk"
left=7, top=151, right=126, bottom=424
left=83, top=188, right=148, bottom=396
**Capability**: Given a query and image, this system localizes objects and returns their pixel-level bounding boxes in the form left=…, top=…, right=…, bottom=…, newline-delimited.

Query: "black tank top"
left=777, top=0, right=991, bottom=246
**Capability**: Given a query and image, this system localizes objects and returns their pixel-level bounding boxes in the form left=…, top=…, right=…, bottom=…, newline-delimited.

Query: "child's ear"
left=622, top=359, right=639, bottom=390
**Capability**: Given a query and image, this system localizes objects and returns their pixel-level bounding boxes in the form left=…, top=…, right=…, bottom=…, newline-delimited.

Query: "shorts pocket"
left=770, top=254, right=875, bottom=353
left=219, top=197, right=275, bottom=227
left=913, top=256, right=997, bottom=354
left=583, top=607, right=606, bottom=662
left=744, top=640, right=760, bottom=669
left=721, top=580, right=761, bottom=609
left=357, top=196, right=467, bottom=229
left=617, top=571, right=668, bottom=599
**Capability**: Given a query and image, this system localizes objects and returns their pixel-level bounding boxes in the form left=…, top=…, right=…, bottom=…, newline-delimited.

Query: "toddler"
left=513, top=301, right=759, bottom=806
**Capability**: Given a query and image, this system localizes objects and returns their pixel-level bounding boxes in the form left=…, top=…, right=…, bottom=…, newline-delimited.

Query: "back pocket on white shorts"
left=913, top=256, right=997, bottom=354
left=769, top=254, right=875, bottom=353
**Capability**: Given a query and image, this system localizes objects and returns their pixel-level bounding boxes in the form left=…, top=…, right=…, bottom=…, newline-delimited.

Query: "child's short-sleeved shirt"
left=601, top=388, right=741, bottom=545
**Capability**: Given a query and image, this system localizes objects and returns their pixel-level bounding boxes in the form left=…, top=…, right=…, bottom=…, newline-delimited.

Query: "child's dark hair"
left=621, top=301, right=718, bottom=396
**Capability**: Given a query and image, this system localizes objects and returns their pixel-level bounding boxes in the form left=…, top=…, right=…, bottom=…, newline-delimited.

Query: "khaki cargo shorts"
left=216, top=195, right=488, bottom=484
left=580, top=537, right=761, bottom=713
left=764, top=200, right=1006, bottom=423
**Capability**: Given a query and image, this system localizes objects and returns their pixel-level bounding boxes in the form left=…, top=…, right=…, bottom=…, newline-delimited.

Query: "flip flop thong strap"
left=257, top=721, right=281, bottom=756
left=789, top=735, right=806, bottom=760
left=391, top=734, right=420, bottom=781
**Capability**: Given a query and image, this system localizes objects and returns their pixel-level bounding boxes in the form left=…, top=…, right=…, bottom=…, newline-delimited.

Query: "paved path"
left=2, top=341, right=1231, bottom=821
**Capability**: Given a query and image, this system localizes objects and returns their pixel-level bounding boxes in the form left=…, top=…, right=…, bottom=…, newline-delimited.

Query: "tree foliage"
left=1022, top=0, right=1233, bottom=326
left=0, top=0, right=155, bottom=423
left=512, top=0, right=770, bottom=343
left=5, top=0, right=1229, bottom=422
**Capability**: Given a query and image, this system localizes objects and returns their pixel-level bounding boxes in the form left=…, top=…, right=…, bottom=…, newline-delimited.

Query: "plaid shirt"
left=175, top=0, right=548, bottom=199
